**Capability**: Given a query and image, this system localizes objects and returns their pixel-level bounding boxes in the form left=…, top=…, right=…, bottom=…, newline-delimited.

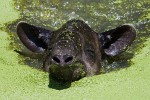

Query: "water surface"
left=0, top=0, right=150, bottom=99
left=8, top=0, right=149, bottom=71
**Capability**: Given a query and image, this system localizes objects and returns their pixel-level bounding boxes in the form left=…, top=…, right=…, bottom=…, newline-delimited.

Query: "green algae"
left=0, top=0, right=150, bottom=100
left=0, top=0, right=19, bottom=24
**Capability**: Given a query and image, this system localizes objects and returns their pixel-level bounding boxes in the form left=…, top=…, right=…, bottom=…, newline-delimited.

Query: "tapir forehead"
left=57, top=31, right=77, bottom=44
left=50, top=29, right=82, bottom=57
left=51, top=28, right=82, bottom=47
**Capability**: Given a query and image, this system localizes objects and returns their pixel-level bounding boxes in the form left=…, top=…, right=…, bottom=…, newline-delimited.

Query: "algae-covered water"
left=0, top=0, right=150, bottom=100
left=7, top=0, right=150, bottom=72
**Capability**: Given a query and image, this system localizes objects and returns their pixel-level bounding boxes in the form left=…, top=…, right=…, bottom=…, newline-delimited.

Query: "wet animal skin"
left=16, top=19, right=136, bottom=82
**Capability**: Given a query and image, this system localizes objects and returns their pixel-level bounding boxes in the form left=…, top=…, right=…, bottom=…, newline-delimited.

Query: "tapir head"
left=17, top=20, right=136, bottom=82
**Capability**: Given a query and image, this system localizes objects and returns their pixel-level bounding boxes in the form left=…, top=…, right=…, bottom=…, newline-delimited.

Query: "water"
left=5, top=0, right=150, bottom=72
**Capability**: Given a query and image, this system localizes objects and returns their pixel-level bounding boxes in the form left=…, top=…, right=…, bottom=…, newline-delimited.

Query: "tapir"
left=16, top=19, right=136, bottom=82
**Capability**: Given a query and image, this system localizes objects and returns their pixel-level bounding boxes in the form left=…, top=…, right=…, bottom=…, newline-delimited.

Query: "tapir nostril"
left=52, top=56, right=60, bottom=63
left=65, top=56, right=73, bottom=63
left=52, top=55, right=73, bottom=65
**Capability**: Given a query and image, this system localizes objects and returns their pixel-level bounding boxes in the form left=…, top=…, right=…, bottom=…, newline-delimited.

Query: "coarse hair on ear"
left=17, top=22, right=52, bottom=53
left=99, top=24, right=136, bottom=56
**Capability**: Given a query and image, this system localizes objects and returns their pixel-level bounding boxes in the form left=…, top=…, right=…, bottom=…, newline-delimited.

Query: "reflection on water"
left=5, top=0, right=150, bottom=72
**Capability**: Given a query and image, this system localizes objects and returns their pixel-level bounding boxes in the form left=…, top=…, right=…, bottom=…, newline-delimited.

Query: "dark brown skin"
left=43, top=20, right=101, bottom=81
left=16, top=19, right=136, bottom=82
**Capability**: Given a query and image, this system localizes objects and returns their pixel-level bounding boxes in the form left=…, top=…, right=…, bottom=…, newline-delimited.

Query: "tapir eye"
left=84, top=44, right=95, bottom=57
left=48, top=47, right=52, bottom=51
left=86, top=49, right=95, bottom=55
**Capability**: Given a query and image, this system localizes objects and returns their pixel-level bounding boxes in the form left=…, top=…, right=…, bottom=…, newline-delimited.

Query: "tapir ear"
left=99, top=24, right=136, bottom=56
left=17, top=22, right=52, bottom=53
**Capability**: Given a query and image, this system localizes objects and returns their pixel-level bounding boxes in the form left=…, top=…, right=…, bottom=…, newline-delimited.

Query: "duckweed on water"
left=5, top=0, right=149, bottom=72
left=0, top=0, right=150, bottom=99
left=12, top=0, right=150, bottom=50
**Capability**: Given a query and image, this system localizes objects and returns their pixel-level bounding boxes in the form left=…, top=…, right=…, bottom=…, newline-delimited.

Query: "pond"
left=6, top=0, right=149, bottom=73
left=0, top=0, right=150, bottom=99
